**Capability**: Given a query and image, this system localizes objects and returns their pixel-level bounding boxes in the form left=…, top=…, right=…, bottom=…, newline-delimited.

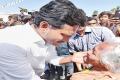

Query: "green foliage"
left=92, top=10, right=98, bottom=16
left=19, top=7, right=28, bottom=12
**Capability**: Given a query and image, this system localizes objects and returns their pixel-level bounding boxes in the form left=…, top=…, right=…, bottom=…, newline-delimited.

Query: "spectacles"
left=88, top=23, right=97, bottom=25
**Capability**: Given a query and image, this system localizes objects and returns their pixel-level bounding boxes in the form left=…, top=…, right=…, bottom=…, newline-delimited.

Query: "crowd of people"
left=0, top=10, right=38, bottom=28
left=0, top=0, right=120, bottom=80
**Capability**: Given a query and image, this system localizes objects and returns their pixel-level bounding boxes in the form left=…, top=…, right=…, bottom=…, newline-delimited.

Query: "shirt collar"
left=75, top=27, right=92, bottom=36
left=85, top=27, right=92, bottom=33
left=25, top=23, right=46, bottom=45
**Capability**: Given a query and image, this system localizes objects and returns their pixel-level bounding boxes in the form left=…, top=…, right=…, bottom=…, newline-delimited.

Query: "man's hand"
left=72, top=51, right=94, bottom=71
left=72, top=52, right=87, bottom=64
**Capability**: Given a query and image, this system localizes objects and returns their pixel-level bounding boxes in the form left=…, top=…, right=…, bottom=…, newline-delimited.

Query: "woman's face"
left=86, top=42, right=113, bottom=66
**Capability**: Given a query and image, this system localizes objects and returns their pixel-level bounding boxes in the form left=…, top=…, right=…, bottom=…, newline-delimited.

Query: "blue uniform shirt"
left=68, top=26, right=115, bottom=53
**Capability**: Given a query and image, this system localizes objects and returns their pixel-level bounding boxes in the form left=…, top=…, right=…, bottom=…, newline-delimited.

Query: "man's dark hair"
left=99, top=11, right=112, bottom=19
left=87, top=17, right=97, bottom=22
left=113, top=10, right=120, bottom=19
left=34, top=0, right=86, bottom=28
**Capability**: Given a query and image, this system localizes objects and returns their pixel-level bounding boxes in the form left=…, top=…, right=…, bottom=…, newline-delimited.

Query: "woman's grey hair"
left=100, top=39, right=120, bottom=73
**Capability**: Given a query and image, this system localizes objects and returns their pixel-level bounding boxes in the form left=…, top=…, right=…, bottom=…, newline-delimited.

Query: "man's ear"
left=38, top=21, right=49, bottom=30
left=38, top=21, right=51, bottom=37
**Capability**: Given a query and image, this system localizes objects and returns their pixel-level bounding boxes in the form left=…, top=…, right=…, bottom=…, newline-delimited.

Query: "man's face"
left=76, top=27, right=85, bottom=36
left=88, top=19, right=97, bottom=27
left=45, top=24, right=79, bottom=45
left=9, top=18, right=17, bottom=25
left=99, top=15, right=109, bottom=23
left=117, top=24, right=120, bottom=34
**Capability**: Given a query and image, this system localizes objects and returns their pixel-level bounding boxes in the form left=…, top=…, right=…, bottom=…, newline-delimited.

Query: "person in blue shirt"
left=68, top=9, right=115, bottom=72
left=68, top=26, right=115, bottom=53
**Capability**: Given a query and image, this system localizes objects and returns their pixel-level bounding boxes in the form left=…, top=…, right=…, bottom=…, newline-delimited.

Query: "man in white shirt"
left=0, top=0, right=85, bottom=80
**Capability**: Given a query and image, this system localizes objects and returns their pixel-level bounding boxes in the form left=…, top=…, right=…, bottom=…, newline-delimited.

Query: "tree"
left=110, top=8, right=116, bottom=14
left=19, top=7, right=28, bottom=13
left=92, top=10, right=98, bottom=17
left=116, top=6, right=120, bottom=10
left=110, top=6, right=120, bottom=14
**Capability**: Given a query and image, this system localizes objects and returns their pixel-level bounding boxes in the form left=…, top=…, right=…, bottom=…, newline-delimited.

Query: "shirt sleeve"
left=32, top=71, right=42, bottom=80
left=46, top=44, right=64, bottom=66
left=101, top=27, right=115, bottom=41
left=49, top=56, right=64, bottom=66
left=68, top=37, right=77, bottom=54
left=0, top=43, right=38, bottom=80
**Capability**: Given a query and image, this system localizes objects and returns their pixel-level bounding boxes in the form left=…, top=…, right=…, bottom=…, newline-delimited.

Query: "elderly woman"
left=71, top=38, right=120, bottom=80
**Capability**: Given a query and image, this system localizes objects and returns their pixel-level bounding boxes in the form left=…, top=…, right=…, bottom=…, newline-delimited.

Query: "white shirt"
left=0, top=24, right=63, bottom=80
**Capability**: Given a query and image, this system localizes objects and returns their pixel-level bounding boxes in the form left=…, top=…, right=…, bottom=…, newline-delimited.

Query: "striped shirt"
left=68, top=26, right=115, bottom=53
